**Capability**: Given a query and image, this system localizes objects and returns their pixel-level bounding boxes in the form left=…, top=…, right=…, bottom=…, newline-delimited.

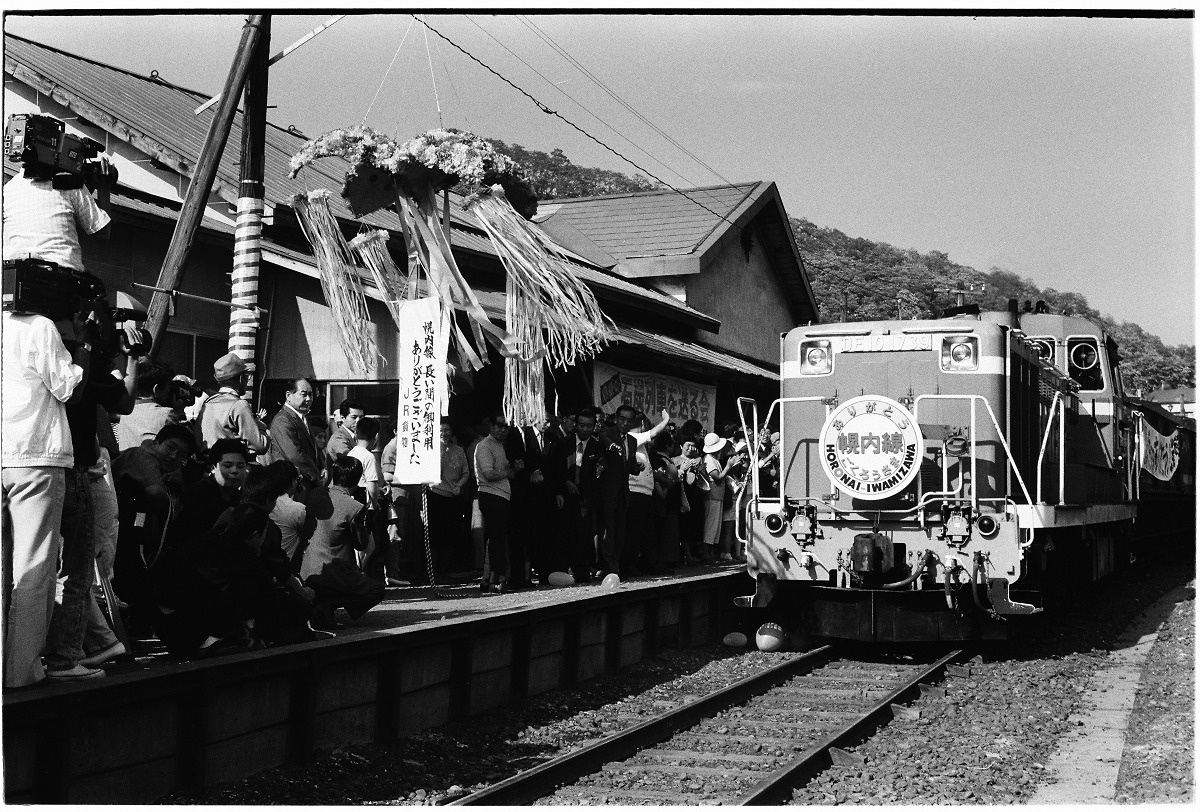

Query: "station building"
left=3, top=33, right=818, bottom=432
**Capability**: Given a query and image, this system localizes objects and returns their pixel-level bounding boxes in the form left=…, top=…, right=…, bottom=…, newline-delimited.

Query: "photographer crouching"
left=3, top=113, right=149, bottom=684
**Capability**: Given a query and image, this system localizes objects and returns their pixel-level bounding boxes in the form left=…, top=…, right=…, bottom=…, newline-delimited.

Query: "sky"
left=5, top=10, right=1194, bottom=345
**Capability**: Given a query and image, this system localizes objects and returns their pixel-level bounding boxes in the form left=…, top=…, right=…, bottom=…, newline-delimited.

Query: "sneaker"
left=718, top=553, right=733, bottom=562
left=80, top=641, right=126, bottom=667
left=44, top=664, right=105, bottom=681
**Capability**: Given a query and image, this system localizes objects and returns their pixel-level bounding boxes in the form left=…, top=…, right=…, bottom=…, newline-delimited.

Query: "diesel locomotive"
left=736, top=299, right=1195, bottom=641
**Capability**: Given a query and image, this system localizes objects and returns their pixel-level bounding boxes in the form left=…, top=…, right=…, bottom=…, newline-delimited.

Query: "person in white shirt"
left=1, top=310, right=85, bottom=687
left=620, top=407, right=671, bottom=576
left=346, top=416, right=382, bottom=505
left=346, top=416, right=385, bottom=578
left=3, top=131, right=116, bottom=685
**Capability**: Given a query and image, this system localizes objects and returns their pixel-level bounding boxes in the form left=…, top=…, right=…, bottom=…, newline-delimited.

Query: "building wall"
left=682, top=221, right=796, bottom=365
left=264, top=270, right=400, bottom=381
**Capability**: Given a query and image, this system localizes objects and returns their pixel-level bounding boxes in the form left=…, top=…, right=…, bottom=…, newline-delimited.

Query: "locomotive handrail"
left=914, top=394, right=1034, bottom=507
left=759, top=395, right=834, bottom=507
left=1035, top=390, right=1066, bottom=504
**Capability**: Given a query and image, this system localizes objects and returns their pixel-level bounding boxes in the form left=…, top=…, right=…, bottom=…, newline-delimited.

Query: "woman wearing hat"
left=700, top=432, right=736, bottom=563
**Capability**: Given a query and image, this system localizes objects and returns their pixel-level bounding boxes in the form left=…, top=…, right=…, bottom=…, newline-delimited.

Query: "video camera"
left=2, top=257, right=105, bottom=322
left=2, top=258, right=152, bottom=355
left=3, top=113, right=117, bottom=190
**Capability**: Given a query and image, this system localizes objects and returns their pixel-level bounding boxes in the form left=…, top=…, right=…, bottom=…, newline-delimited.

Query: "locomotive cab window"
left=1028, top=336, right=1055, bottom=366
left=1067, top=336, right=1105, bottom=391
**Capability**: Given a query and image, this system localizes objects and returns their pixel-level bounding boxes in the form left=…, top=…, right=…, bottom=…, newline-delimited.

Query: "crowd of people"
left=0, top=116, right=785, bottom=687
left=4, top=318, right=784, bottom=687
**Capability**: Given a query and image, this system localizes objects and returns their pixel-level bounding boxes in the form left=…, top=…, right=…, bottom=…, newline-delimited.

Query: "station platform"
left=3, top=563, right=748, bottom=804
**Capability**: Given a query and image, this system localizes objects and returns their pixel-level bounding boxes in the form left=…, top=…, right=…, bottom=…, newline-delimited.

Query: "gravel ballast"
left=167, top=554, right=1194, bottom=805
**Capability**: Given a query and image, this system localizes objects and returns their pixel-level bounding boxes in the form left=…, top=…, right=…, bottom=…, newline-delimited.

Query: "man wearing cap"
left=197, top=352, right=270, bottom=455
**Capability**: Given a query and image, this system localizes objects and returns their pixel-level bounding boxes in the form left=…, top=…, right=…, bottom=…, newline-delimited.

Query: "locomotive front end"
left=738, top=318, right=1056, bottom=641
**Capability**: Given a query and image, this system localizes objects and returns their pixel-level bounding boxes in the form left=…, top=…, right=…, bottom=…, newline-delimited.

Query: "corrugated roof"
left=467, top=291, right=777, bottom=383
left=4, top=32, right=719, bottom=330
left=537, top=184, right=760, bottom=260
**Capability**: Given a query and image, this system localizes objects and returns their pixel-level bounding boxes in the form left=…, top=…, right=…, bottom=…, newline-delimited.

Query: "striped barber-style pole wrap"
left=229, top=193, right=264, bottom=388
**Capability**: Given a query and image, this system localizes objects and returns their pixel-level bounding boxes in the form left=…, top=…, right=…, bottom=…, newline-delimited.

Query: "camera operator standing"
left=3, top=115, right=143, bottom=682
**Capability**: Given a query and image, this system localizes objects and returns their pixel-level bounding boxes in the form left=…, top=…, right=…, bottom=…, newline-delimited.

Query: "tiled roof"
left=3, top=33, right=718, bottom=330
left=537, top=184, right=760, bottom=260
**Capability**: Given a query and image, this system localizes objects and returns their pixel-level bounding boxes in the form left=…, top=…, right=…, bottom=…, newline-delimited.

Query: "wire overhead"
left=361, top=17, right=416, bottom=125
left=415, top=15, right=744, bottom=230
left=516, top=14, right=735, bottom=189
left=464, top=15, right=698, bottom=189
left=419, top=16, right=445, bottom=128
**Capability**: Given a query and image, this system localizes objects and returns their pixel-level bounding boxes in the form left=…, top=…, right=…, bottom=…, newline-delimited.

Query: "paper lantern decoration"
left=601, top=573, right=621, bottom=590
left=755, top=622, right=787, bottom=652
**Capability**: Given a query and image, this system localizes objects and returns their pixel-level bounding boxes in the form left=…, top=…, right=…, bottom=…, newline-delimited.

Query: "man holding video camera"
left=3, top=113, right=147, bottom=683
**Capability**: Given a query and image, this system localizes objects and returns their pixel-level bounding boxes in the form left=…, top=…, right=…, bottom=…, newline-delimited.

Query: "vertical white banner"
left=394, top=298, right=448, bottom=485
left=1139, top=421, right=1181, bottom=481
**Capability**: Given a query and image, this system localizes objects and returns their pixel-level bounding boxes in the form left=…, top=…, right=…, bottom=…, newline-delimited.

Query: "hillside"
left=792, top=217, right=1195, bottom=393
left=490, top=141, right=1194, bottom=392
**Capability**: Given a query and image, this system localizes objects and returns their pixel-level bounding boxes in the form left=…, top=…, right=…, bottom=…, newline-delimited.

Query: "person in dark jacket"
left=173, top=438, right=250, bottom=542
left=560, top=410, right=603, bottom=583
left=505, top=417, right=564, bottom=586
left=299, top=455, right=384, bottom=628
left=153, top=465, right=322, bottom=656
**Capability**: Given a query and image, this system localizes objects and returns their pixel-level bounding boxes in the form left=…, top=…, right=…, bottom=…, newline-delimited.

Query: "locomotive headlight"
left=764, top=513, right=787, bottom=536
left=799, top=339, right=833, bottom=375
left=941, top=335, right=979, bottom=371
left=976, top=513, right=1000, bottom=538
left=1069, top=341, right=1098, bottom=371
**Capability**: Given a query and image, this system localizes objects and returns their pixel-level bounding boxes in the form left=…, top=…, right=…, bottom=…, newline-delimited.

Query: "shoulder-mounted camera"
left=2, top=257, right=105, bottom=321
left=4, top=113, right=116, bottom=190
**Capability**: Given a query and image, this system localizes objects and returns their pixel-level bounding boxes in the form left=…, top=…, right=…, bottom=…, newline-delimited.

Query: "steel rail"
left=451, top=644, right=838, bottom=806
left=738, top=647, right=966, bottom=805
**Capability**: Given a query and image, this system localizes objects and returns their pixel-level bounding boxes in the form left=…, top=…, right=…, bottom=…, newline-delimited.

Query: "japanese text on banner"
left=393, top=298, right=448, bottom=485
left=1140, top=421, right=1182, bottom=481
left=592, top=361, right=715, bottom=426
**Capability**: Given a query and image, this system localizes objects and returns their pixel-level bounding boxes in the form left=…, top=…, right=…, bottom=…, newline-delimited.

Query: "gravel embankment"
left=169, top=555, right=1193, bottom=805
left=168, top=646, right=803, bottom=804
left=1114, top=589, right=1194, bottom=803
left=788, top=562, right=1194, bottom=805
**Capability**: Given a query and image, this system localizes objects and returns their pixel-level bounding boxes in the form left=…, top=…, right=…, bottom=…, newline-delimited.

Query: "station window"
left=157, top=330, right=226, bottom=383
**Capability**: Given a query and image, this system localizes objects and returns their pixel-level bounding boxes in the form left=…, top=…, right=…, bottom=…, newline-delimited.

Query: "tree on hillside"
left=789, top=217, right=1195, bottom=390
left=488, top=139, right=660, bottom=200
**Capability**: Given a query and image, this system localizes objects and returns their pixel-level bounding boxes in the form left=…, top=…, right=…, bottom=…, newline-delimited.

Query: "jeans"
left=2, top=466, right=66, bottom=687
left=44, top=468, right=96, bottom=671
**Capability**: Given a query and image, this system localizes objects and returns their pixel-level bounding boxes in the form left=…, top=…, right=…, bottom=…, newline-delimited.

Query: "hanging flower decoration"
left=289, top=126, right=614, bottom=428
left=289, top=126, right=538, bottom=219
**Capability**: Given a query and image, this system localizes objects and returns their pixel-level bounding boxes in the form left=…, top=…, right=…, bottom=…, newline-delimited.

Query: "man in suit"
left=595, top=405, right=640, bottom=578
left=267, top=378, right=323, bottom=495
left=505, top=416, right=563, bottom=587
left=561, top=410, right=602, bottom=583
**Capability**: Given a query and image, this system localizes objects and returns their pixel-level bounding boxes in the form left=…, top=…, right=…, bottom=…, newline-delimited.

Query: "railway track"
left=453, top=645, right=966, bottom=806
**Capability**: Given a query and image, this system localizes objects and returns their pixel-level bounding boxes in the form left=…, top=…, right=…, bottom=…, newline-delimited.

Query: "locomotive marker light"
left=798, top=339, right=833, bottom=375
left=819, top=395, right=924, bottom=500
left=940, top=335, right=980, bottom=371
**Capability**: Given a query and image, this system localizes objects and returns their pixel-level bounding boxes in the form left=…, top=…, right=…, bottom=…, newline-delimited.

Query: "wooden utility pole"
left=229, top=15, right=271, bottom=402
left=146, top=15, right=267, bottom=356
